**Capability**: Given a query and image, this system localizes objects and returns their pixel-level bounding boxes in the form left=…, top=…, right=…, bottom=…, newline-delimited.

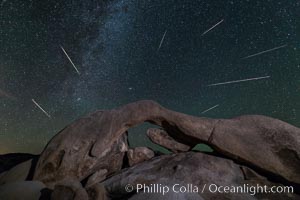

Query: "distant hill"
left=0, top=153, right=38, bottom=174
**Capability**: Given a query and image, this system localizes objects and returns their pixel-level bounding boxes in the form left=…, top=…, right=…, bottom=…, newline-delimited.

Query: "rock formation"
left=147, top=128, right=190, bottom=152
left=103, top=152, right=298, bottom=200
left=127, top=147, right=155, bottom=166
left=0, top=100, right=299, bottom=199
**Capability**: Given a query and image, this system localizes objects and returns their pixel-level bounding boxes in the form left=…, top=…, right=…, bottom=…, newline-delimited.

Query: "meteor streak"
left=32, top=99, right=51, bottom=118
left=241, top=44, right=287, bottom=59
left=207, top=76, right=270, bottom=87
left=201, top=19, right=224, bottom=36
left=60, top=45, right=80, bottom=75
left=201, top=104, right=219, bottom=114
left=157, top=30, right=167, bottom=51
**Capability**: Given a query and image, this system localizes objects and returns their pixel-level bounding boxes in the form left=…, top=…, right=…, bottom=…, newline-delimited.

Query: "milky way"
left=0, top=0, right=299, bottom=153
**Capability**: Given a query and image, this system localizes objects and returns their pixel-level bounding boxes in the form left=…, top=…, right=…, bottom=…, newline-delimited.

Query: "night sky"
left=0, top=0, right=299, bottom=154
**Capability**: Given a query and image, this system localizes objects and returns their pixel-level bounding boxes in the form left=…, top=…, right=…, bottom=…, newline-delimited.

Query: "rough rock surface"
left=127, top=147, right=155, bottom=166
left=85, top=169, right=108, bottom=188
left=34, top=131, right=128, bottom=189
left=0, top=181, right=46, bottom=200
left=103, top=152, right=298, bottom=200
left=0, top=100, right=299, bottom=199
left=147, top=128, right=191, bottom=152
left=34, top=100, right=300, bottom=186
left=86, top=183, right=109, bottom=200
left=51, top=178, right=88, bottom=200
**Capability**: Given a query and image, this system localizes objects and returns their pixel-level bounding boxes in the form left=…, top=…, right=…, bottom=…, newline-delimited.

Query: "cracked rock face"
left=33, top=100, right=215, bottom=188
left=127, top=147, right=155, bottom=166
left=103, top=152, right=299, bottom=200
left=209, top=116, right=300, bottom=184
left=34, top=120, right=128, bottom=189
left=1, top=100, right=299, bottom=199
left=33, top=100, right=300, bottom=187
left=146, top=128, right=191, bottom=152
left=51, top=178, right=89, bottom=200
left=86, top=183, right=109, bottom=200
